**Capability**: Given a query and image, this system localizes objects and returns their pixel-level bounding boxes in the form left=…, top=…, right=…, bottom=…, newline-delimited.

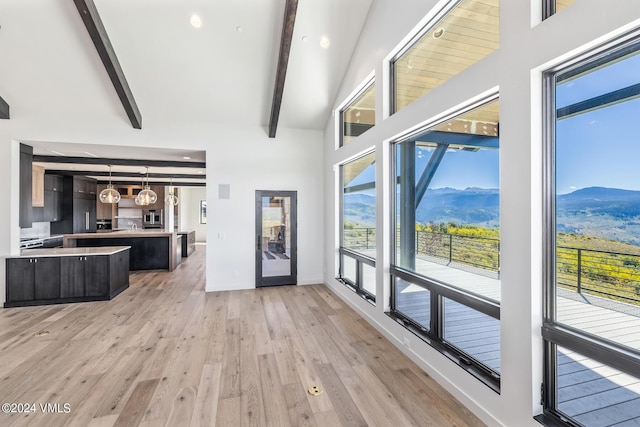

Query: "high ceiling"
left=0, top=0, right=373, bottom=183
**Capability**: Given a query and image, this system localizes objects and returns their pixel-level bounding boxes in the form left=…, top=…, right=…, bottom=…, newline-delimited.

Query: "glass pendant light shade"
left=138, top=186, right=158, bottom=205
left=165, top=179, right=179, bottom=206
left=99, top=165, right=121, bottom=203
left=135, top=167, right=157, bottom=206
left=165, top=192, right=179, bottom=206
left=99, top=184, right=121, bottom=203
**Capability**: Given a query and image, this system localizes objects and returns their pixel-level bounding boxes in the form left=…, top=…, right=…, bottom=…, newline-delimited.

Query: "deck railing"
left=344, top=227, right=640, bottom=305
left=557, top=246, right=640, bottom=304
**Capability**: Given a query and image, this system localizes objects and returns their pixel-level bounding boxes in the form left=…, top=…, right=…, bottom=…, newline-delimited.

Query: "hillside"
left=345, top=186, right=640, bottom=247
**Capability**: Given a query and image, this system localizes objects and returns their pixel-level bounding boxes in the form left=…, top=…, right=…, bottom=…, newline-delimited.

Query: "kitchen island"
left=64, top=230, right=181, bottom=272
left=5, top=246, right=130, bottom=308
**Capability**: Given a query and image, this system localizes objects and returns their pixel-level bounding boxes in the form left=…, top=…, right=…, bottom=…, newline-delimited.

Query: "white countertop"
left=13, top=246, right=131, bottom=258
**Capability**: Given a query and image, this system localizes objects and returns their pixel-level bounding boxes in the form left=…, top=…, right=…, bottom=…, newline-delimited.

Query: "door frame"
left=255, top=190, right=297, bottom=287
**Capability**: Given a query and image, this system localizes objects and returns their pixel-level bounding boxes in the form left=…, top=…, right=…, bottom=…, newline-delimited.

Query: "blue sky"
left=555, top=51, right=640, bottom=194
left=347, top=145, right=499, bottom=193
left=348, top=50, right=640, bottom=196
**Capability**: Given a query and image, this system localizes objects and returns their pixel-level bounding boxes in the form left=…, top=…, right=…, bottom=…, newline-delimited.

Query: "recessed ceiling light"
left=236, top=26, right=243, bottom=33
left=183, top=156, right=191, bottom=160
left=302, top=36, right=308, bottom=42
left=320, top=36, right=330, bottom=49
left=190, top=14, right=203, bottom=29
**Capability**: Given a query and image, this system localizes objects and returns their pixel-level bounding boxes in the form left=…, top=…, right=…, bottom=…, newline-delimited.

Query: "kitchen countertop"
left=66, top=230, right=178, bottom=238
left=13, top=246, right=131, bottom=258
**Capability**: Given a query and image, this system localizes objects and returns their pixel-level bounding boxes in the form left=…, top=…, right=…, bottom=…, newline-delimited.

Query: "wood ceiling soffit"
left=73, top=0, right=142, bottom=129
left=268, top=0, right=299, bottom=138
left=0, top=95, right=9, bottom=119
left=33, top=155, right=205, bottom=169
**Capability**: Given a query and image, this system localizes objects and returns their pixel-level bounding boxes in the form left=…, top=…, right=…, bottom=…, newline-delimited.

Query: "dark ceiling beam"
left=45, top=170, right=205, bottom=179
left=103, top=180, right=206, bottom=187
left=268, top=0, right=298, bottom=138
left=73, top=0, right=142, bottom=129
left=33, top=155, right=205, bottom=169
left=0, top=95, right=9, bottom=119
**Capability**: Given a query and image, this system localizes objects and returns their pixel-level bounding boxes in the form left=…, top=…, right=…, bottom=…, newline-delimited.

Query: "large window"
left=339, top=79, right=375, bottom=147
left=390, top=98, right=500, bottom=389
left=339, top=152, right=376, bottom=300
left=391, top=0, right=499, bottom=113
left=543, top=0, right=578, bottom=19
left=542, top=35, right=640, bottom=426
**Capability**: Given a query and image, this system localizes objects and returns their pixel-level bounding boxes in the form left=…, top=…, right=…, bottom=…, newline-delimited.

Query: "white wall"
left=178, top=187, right=207, bottom=242
left=323, top=0, right=640, bottom=426
left=0, top=114, right=325, bottom=303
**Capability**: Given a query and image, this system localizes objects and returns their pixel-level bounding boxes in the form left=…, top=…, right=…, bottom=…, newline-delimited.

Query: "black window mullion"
left=542, top=324, right=640, bottom=379
left=431, top=288, right=442, bottom=339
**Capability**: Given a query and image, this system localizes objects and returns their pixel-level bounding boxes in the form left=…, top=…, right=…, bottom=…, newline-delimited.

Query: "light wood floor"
left=0, top=246, right=485, bottom=427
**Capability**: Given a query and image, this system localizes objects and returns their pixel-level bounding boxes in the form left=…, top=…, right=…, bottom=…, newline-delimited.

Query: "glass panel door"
left=255, top=190, right=297, bottom=287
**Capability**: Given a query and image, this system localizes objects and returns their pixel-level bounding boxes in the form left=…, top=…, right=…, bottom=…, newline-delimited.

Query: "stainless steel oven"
left=143, top=209, right=163, bottom=228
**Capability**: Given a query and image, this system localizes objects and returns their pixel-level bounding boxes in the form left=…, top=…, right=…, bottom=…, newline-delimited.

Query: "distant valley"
left=345, top=186, right=640, bottom=247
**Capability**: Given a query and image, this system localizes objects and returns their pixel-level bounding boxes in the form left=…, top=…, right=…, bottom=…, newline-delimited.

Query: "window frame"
left=338, top=76, right=376, bottom=148
left=338, top=151, right=377, bottom=303
left=541, top=30, right=640, bottom=424
left=387, top=94, right=501, bottom=391
left=389, top=0, right=460, bottom=115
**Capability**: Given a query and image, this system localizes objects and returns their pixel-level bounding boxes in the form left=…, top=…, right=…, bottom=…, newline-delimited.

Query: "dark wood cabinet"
left=73, top=178, right=97, bottom=196
left=44, top=190, right=62, bottom=222
left=61, top=255, right=108, bottom=298
left=85, top=256, right=109, bottom=297
left=33, top=174, right=64, bottom=223
left=19, top=144, right=33, bottom=228
left=60, top=256, right=86, bottom=298
left=7, top=257, right=60, bottom=302
left=7, top=258, right=35, bottom=301
left=72, top=198, right=96, bottom=233
left=51, top=176, right=97, bottom=234
left=34, top=258, right=61, bottom=300
left=44, top=174, right=63, bottom=192
left=5, top=249, right=129, bottom=307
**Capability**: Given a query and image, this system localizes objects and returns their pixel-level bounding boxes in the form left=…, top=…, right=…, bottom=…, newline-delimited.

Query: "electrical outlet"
left=402, top=336, right=411, bottom=348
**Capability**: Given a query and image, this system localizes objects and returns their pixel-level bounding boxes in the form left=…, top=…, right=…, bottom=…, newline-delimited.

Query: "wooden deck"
left=394, top=259, right=640, bottom=426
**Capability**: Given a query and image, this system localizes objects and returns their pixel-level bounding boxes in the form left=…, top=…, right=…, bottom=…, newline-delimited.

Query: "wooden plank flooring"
left=0, top=246, right=484, bottom=427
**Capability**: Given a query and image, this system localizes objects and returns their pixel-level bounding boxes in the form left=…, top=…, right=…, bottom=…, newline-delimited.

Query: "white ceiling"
left=0, top=0, right=372, bottom=129
left=1, top=0, right=372, bottom=184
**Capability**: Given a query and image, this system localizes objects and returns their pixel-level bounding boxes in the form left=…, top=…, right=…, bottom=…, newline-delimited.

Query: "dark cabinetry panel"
left=6, top=249, right=129, bottom=307
left=34, top=258, right=61, bottom=300
left=7, top=258, right=35, bottom=301
left=51, top=176, right=96, bottom=234
left=19, top=144, right=33, bottom=228
left=85, top=256, right=109, bottom=297
left=60, top=255, right=108, bottom=298
left=60, top=256, right=86, bottom=298
left=7, top=257, right=60, bottom=302
left=44, top=174, right=63, bottom=192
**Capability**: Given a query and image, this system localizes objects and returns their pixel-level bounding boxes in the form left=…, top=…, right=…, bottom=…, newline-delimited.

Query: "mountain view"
left=345, top=186, right=640, bottom=247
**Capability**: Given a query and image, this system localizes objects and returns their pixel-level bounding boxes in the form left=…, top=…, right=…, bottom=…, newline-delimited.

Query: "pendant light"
left=134, top=174, right=143, bottom=205
left=165, top=177, right=179, bottom=206
left=99, top=165, right=121, bottom=203
left=136, top=167, right=157, bottom=206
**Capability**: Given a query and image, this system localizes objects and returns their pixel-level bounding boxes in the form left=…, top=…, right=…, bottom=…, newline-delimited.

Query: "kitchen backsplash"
left=20, top=221, right=51, bottom=239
